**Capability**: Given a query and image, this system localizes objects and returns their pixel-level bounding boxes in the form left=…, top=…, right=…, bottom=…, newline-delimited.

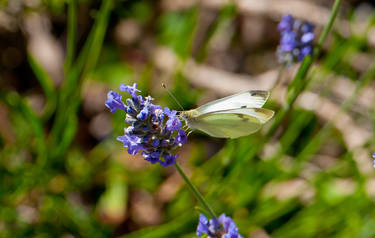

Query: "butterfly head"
left=178, top=109, right=200, bottom=126
left=179, top=110, right=192, bottom=121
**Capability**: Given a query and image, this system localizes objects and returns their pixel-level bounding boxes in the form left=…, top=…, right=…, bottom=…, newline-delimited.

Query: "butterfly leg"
left=187, top=130, right=193, bottom=137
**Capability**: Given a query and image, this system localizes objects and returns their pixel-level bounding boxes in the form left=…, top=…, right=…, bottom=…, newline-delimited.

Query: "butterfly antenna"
left=162, top=83, right=185, bottom=111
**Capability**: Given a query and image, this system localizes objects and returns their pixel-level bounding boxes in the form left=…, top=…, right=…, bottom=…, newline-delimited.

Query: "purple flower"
left=164, top=107, right=182, bottom=132
left=301, top=22, right=314, bottom=33
left=277, top=14, right=315, bottom=65
left=196, top=214, right=210, bottom=236
left=120, top=83, right=141, bottom=98
left=117, top=134, right=142, bottom=155
left=300, top=46, right=313, bottom=60
left=196, top=214, right=243, bottom=238
left=137, top=108, right=149, bottom=121
left=301, top=32, right=314, bottom=44
left=280, top=32, right=298, bottom=52
left=106, top=83, right=187, bottom=167
left=196, top=214, right=220, bottom=237
left=105, top=91, right=127, bottom=113
left=219, top=214, right=237, bottom=233
left=278, top=14, right=294, bottom=32
left=160, top=153, right=178, bottom=168
left=142, top=151, right=161, bottom=164
left=176, top=130, right=187, bottom=146
left=224, top=224, right=241, bottom=238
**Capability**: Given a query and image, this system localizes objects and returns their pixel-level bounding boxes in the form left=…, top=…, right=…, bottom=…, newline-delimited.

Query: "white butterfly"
left=179, top=90, right=274, bottom=138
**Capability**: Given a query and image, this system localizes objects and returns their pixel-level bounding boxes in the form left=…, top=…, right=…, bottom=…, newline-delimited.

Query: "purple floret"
left=164, top=107, right=182, bottom=132
left=120, top=82, right=140, bottom=98
left=105, top=91, right=127, bottom=113
left=196, top=213, right=243, bottom=238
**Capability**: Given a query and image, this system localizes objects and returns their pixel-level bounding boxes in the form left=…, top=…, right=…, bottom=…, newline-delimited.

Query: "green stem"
left=174, top=163, right=217, bottom=219
left=64, top=0, right=77, bottom=73
left=27, top=53, right=56, bottom=121
left=314, top=0, right=342, bottom=58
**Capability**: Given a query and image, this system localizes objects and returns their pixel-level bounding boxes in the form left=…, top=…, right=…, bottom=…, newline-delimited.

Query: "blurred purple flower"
left=196, top=213, right=243, bottom=238
left=106, top=83, right=187, bottom=167
left=277, top=14, right=315, bottom=65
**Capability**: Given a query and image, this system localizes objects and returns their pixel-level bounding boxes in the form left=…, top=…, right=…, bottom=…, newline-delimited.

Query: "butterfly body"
left=179, top=90, right=274, bottom=138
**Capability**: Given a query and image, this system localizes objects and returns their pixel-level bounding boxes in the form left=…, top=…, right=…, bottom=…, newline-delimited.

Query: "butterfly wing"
left=196, top=90, right=270, bottom=114
left=190, top=108, right=274, bottom=138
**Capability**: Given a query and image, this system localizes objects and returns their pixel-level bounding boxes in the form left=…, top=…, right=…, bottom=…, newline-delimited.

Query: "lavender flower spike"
left=106, top=83, right=187, bottom=167
left=196, top=213, right=243, bottom=238
left=277, top=14, right=315, bottom=65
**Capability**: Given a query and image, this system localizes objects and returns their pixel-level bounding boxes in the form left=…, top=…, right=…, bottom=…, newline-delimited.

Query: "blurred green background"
left=1, top=0, right=375, bottom=237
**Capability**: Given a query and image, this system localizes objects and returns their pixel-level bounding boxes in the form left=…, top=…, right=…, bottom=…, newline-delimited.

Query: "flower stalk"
left=174, top=163, right=217, bottom=219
